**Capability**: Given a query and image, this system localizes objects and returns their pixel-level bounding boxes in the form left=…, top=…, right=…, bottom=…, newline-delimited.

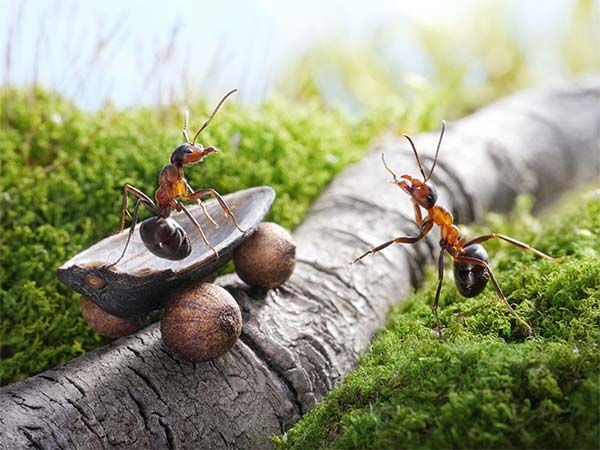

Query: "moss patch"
left=274, top=189, right=600, bottom=449
left=0, top=87, right=403, bottom=385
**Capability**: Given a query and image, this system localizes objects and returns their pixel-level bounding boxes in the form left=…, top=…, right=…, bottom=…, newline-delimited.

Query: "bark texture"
left=2, top=79, right=600, bottom=450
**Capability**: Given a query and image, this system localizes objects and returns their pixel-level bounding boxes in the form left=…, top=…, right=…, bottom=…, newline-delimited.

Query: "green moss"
left=0, top=86, right=406, bottom=385
left=274, top=189, right=600, bottom=449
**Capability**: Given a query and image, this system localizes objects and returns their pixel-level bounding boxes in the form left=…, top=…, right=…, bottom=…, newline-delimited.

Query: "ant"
left=108, top=89, right=245, bottom=267
left=351, top=121, right=566, bottom=336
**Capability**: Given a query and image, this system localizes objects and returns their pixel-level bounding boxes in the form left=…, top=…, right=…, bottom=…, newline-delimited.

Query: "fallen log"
left=2, top=79, right=599, bottom=450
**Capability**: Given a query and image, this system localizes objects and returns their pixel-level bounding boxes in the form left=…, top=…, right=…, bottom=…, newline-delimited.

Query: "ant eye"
left=185, top=148, right=193, bottom=154
left=422, top=192, right=437, bottom=207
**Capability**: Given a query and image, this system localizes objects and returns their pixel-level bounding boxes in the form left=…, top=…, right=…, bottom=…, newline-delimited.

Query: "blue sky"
left=1, top=0, right=573, bottom=109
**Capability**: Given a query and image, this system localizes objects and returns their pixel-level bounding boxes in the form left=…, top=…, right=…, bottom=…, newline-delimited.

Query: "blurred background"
left=3, top=0, right=599, bottom=114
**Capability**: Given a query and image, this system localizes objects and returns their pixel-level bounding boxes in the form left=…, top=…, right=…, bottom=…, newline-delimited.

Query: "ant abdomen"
left=453, top=244, right=489, bottom=297
left=139, top=217, right=192, bottom=260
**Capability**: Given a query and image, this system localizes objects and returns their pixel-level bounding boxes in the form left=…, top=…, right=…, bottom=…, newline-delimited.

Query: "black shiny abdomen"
left=139, top=217, right=192, bottom=260
left=453, top=244, right=489, bottom=297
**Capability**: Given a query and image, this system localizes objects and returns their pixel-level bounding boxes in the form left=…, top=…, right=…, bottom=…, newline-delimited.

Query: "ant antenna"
left=381, top=153, right=401, bottom=185
left=402, top=133, right=427, bottom=180
left=182, top=110, right=190, bottom=143
left=402, top=120, right=446, bottom=182
left=426, top=120, right=445, bottom=182
left=191, top=89, right=238, bottom=145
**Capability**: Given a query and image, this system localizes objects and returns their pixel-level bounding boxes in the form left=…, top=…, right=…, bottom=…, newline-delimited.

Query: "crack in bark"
left=127, top=365, right=166, bottom=407
left=10, top=393, right=44, bottom=411
left=157, top=415, right=176, bottom=450
left=36, top=391, right=72, bottom=449
left=37, top=374, right=58, bottom=383
left=239, top=332, right=303, bottom=417
left=63, top=376, right=86, bottom=398
left=218, top=431, right=229, bottom=449
left=64, top=397, right=106, bottom=448
left=125, top=386, right=150, bottom=437
left=19, top=427, right=44, bottom=450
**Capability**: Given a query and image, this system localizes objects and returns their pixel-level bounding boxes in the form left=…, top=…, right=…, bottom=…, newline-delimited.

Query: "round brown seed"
left=161, top=283, right=242, bottom=363
left=233, top=222, right=296, bottom=289
left=80, top=296, right=148, bottom=338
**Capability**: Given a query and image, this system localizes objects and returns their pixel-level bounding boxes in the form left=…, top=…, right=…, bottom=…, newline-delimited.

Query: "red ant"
left=351, top=121, right=566, bottom=336
left=108, top=89, right=244, bottom=267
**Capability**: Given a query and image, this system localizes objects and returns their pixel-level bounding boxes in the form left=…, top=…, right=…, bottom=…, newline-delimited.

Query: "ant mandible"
left=108, top=89, right=245, bottom=267
left=351, top=121, right=566, bottom=336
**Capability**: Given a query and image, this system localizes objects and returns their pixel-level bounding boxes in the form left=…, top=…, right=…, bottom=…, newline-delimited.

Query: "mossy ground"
left=0, top=87, right=406, bottom=385
left=274, top=190, right=600, bottom=449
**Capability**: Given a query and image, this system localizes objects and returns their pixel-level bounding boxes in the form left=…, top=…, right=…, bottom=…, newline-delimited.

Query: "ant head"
left=397, top=175, right=438, bottom=209
left=170, top=143, right=216, bottom=165
left=382, top=121, right=446, bottom=210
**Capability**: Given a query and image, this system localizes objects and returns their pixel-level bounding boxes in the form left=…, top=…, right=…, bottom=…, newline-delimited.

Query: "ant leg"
left=198, top=200, right=219, bottom=228
left=184, top=180, right=218, bottom=227
left=177, top=202, right=219, bottom=257
left=108, top=199, right=144, bottom=268
left=118, top=184, right=161, bottom=232
left=411, top=199, right=423, bottom=227
left=463, top=234, right=566, bottom=261
left=185, top=188, right=245, bottom=233
left=432, top=248, right=445, bottom=337
left=454, top=255, right=534, bottom=336
left=109, top=186, right=162, bottom=268
left=351, top=220, right=433, bottom=264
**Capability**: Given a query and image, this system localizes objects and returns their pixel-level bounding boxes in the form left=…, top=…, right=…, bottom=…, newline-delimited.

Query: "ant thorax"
left=429, top=205, right=460, bottom=247
left=429, top=204, right=453, bottom=226
left=156, top=164, right=186, bottom=208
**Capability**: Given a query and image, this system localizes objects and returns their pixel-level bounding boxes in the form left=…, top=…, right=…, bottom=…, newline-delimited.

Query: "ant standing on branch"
left=108, top=89, right=245, bottom=268
left=351, top=121, right=566, bottom=336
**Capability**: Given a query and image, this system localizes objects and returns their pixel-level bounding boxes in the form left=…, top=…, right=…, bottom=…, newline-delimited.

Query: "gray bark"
left=2, top=78, right=599, bottom=450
